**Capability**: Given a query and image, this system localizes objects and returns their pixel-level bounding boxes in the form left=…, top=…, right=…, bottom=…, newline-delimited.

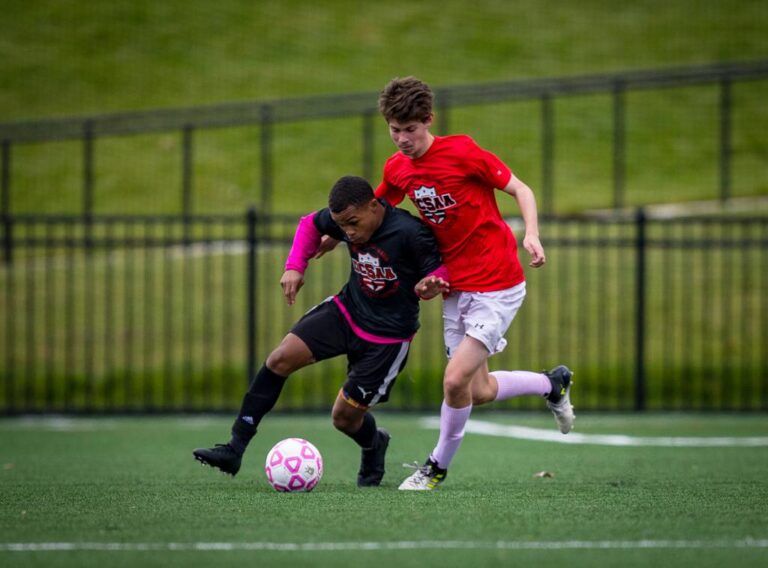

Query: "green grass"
left=1, top=414, right=767, bottom=567
left=2, top=0, right=766, bottom=118
left=1, top=0, right=767, bottom=215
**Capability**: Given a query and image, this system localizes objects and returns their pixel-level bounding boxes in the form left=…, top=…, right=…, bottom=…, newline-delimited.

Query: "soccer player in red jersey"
left=376, top=77, right=575, bottom=490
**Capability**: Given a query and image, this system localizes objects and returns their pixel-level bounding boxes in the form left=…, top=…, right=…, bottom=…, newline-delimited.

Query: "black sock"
left=347, top=412, right=377, bottom=449
left=229, top=364, right=286, bottom=454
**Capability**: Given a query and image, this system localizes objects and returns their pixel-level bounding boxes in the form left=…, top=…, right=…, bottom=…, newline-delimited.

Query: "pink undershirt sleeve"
left=416, top=265, right=450, bottom=300
left=428, top=265, right=449, bottom=282
left=284, top=213, right=322, bottom=273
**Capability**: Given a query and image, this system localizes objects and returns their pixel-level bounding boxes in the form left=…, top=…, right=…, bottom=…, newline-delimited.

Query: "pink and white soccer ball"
left=264, top=438, right=323, bottom=492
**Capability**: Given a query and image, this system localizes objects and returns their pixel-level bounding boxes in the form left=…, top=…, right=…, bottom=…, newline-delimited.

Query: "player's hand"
left=314, top=236, right=340, bottom=259
left=523, top=234, right=546, bottom=268
left=415, top=275, right=450, bottom=300
left=280, top=270, right=305, bottom=305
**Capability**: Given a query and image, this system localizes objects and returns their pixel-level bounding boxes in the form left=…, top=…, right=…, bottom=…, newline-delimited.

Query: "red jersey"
left=376, top=135, right=525, bottom=292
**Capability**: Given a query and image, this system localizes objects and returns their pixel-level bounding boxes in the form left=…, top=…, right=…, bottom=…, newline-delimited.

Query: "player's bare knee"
left=443, top=372, right=469, bottom=401
left=445, top=358, right=473, bottom=385
left=331, top=408, right=356, bottom=434
left=265, top=346, right=297, bottom=376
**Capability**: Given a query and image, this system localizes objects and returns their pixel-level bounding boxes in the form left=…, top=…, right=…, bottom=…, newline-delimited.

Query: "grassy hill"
left=1, top=0, right=767, bottom=214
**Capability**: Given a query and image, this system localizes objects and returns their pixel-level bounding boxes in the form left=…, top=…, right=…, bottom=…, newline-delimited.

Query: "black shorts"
left=289, top=299, right=411, bottom=407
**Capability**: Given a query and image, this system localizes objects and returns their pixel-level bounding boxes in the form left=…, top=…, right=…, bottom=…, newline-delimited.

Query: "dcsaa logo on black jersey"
left=352, top=252, right=397, bottom=293
left=413, top=185, right=457, bottom=225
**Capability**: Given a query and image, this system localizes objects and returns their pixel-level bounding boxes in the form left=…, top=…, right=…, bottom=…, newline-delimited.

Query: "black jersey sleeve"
left=408, top=218, right=444, bottom=279
left=312, top=208, right=346, bottom=241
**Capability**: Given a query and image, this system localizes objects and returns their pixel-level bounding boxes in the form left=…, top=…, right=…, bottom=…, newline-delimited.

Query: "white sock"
left=492, top=370, right=551, bottom=401
left=430, top=400, right=472, bottom=469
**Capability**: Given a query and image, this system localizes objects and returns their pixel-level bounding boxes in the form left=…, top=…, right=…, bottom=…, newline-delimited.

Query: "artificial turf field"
left=1, top=413, right=767, bottom=568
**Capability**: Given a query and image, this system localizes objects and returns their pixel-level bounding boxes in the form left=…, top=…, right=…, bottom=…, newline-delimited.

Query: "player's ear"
left=423, top=113, right=434, bottom=128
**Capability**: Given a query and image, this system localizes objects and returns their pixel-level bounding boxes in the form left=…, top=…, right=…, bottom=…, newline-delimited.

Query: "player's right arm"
left=280, top=269, right=305, bottom=306
left=282, top=209, right=348, bottom=304
left=282, top=212, right=322, bottom=305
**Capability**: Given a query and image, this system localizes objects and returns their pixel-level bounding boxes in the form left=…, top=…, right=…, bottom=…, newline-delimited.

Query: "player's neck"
left=372, top=203, right=386, bottom=232
left=411, top=133, right=435, bottom=160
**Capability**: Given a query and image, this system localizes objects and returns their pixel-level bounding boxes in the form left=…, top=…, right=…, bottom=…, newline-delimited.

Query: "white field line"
left=2, top=539, right=767, bottom=553
left=2, top=415, right=225, bottom=432
left=422, top=418, right=768, bottom=447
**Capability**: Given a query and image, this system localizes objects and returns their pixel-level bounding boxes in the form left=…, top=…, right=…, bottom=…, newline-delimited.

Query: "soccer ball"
left=264, top=438, right=323, bottom=492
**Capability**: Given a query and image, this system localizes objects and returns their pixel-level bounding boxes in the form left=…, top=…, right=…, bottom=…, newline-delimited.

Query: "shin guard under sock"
left=229, top=364, right=286, bottom=454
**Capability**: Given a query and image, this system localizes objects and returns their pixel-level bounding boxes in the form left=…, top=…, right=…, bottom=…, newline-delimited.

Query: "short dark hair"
left=378, top=76, right=433, bottom=123
left=328, top=175, right=375, bottom=213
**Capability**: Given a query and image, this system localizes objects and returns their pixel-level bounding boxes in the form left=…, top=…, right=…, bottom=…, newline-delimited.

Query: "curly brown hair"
left=378, top=76, right=433, bottom=123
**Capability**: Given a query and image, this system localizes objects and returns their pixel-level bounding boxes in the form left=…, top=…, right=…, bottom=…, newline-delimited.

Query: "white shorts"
left=443, top=282, right=526, bottom=358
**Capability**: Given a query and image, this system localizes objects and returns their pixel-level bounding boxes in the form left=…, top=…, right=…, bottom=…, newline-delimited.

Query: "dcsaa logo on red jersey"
left=413, top=185, right=457, bottom=225
left=352, top=252, right=397, bottom=293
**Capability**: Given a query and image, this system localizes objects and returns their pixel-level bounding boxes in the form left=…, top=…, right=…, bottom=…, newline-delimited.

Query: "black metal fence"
left=1, top=211, right=765, bottom=414
left=1, top=60, right=767, bottom=221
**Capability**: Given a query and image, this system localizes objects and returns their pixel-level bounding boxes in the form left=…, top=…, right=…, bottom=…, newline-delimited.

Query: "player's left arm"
left=411, top=222, right=450, bottom=300
left=415, top=268, right=450, bottom=300
left=501, top=174, right=546, bottom=268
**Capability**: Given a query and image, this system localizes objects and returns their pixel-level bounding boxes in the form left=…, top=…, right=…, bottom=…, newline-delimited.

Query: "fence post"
left=612, top=80, right=626, bottom=210
left=83, top=120, right=94, bottom=216
left=83, top=121, right=94, bottom=253
left=436, top=89, right=450, bottom=135
left=634, top=207, right=647, bottom=410
left=541, top=94, right=554, bottom=215
left=182, top=125, right=194, bottom=246
left=260, top=105, right=273, bottom=220
left=361, top=110, right=375, bottom=183
left=246, top=207, right=258, bottom=384
left=1, top=140, right=11, bottom=266
left=719, top=77, right=732, bottom=203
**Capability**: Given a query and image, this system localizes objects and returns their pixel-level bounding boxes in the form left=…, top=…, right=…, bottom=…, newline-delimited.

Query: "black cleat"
left=193, top=443, right=242, bottom=476
left=545, top=365, right=575, bottom=434
left=545, top=365, right=572, bottom=403
left=357, top=428, right=390, bottom=487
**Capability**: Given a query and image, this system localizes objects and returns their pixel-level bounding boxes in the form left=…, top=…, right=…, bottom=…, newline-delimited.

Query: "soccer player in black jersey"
left=194, top=175, right=449, bottom=487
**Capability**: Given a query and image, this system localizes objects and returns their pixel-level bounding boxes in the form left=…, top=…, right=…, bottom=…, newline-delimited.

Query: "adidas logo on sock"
left=242, top=416, right=254, bottom=425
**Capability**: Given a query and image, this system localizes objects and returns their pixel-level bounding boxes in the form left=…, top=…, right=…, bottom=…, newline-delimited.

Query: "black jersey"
left=313, top=200, right=443, bottom=339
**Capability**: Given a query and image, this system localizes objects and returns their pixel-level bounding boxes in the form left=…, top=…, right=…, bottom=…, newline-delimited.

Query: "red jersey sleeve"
left=375, top=178, right=406, bottom=206
left=464, top=138, right=513, bottom=189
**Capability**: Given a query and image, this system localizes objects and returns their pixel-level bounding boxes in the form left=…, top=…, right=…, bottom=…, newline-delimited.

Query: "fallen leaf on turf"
left=533, top=471, right=554, bottom=478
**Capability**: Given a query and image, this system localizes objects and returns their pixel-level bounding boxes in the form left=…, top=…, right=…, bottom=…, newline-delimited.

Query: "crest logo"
left=412, top=185, right=457, bottom=225
left=352, top=251, right=397, bottom=293
left=356, top=253, right=379, bottom=267
left=414, top=186, right=438, bottom=199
